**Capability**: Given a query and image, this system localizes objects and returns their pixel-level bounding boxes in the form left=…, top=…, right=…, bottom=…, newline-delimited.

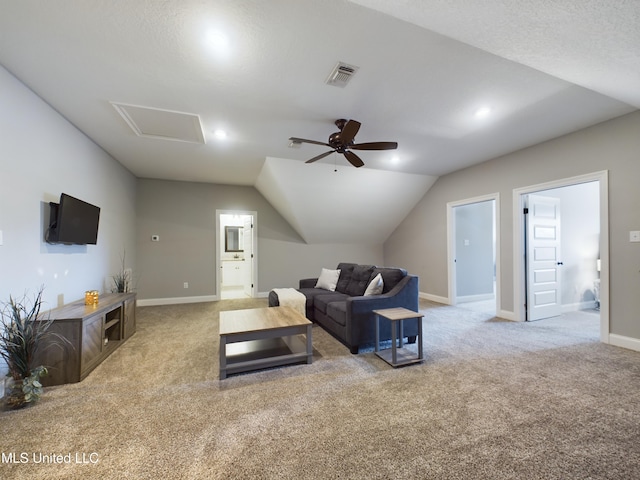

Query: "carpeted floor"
left=1, top=299, right=639, bottom=479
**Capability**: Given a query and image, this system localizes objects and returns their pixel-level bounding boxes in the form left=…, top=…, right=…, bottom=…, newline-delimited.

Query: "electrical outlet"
left=183, top=282, right=189, bottom=289
left=630, top=231, right=640, bottom=243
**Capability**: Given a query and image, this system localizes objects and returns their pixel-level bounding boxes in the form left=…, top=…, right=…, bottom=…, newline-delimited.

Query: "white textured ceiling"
left=0, top=0, right=637, bottom=244
left=350, top=0, right=640, bottom=107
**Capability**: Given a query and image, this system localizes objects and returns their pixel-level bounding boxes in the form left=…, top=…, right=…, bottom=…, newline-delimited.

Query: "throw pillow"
left=364, top=273, right=384, bottom=296
left=315, top=268, right=341, bottom=291
left=335, top=263, right=356, bottom=293
left=345, top=265, right=376, bottom=296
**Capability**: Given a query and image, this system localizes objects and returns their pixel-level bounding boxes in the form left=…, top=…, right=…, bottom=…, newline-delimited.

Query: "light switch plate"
left=0, top=230, right=3, bottom=246
left=630, top=231, right=640, bottom=243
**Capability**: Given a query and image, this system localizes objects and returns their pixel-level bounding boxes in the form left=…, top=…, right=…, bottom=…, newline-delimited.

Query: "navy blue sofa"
left=291, top=262, right=420, bottom=354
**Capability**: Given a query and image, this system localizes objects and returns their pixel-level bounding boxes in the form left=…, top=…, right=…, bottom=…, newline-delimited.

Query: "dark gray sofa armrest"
left=346, top=275, right=420, bottom=346
left=299, top=278, right=318, bottom=289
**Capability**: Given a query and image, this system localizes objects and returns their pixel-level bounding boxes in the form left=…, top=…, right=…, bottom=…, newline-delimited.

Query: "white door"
left=526, top=194, right=562, bottom=321
left=242, top=216, right=253, bottom=297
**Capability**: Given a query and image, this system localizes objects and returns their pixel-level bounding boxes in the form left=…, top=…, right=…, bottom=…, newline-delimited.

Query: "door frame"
left=512, top=171, right=609, bottom=342
left=447, top=192, right=500, bottom=313
left=216, top=209, right=258, bottom=299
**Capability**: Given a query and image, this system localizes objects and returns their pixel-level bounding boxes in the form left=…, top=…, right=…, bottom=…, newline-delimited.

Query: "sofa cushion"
left=314, top=293, right=349, bottom=314
left=298, top=288, right=335, bottom=311
left=345, top=264, right=375, bottom=296
left=326, top=301, right=347, bottom=327
left=335, top=263, right=357, bottom=293
left=372, top=267, right=406, bottom=293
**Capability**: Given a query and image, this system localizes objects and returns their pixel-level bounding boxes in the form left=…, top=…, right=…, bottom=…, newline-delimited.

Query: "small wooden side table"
left=373, top=307, right=424, bottom=367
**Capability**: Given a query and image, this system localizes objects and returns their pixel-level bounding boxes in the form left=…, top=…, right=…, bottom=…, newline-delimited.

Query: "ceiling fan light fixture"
left=290, top=119, right=397, bottom=168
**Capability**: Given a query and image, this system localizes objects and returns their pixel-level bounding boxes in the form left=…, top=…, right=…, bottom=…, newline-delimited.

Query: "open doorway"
left=513, top=171, right=609, bottom=342
left=217, top=211, right=257, bottom=300
left=447, top=193, right=500, bottom=316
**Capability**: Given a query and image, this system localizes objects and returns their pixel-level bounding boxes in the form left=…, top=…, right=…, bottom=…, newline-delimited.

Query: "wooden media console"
left=35, top=292, right=136, bottom=386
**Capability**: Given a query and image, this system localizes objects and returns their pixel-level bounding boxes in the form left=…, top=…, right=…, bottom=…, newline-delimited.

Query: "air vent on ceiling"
left=325, top=62, right=359, bottom=88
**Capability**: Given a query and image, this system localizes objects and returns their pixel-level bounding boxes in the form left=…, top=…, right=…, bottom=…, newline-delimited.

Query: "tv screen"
left=48, top=194, right=100, bottom=245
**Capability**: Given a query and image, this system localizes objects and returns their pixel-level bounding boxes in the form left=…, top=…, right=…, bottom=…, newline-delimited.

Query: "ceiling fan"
left=289, top=119, right=398, bottom=168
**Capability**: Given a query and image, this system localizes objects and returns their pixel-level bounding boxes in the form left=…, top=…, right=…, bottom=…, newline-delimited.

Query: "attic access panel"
left=112, top=103, right=206, bottom=144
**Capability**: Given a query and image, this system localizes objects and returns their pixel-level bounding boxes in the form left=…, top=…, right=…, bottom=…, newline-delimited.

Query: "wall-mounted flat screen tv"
left=47, top=193, right=101, bottom=245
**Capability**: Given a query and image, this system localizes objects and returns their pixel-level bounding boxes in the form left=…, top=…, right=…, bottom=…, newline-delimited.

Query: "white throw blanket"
left=272, top=288, right=306, bottom=317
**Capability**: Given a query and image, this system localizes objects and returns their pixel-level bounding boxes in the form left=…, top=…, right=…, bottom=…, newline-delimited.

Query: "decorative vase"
left=4, top=376, right=27, bottom=410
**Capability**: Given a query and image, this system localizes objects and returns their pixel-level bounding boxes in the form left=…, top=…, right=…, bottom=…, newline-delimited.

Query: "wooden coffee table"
left=219, top=306, right=313, bottom=379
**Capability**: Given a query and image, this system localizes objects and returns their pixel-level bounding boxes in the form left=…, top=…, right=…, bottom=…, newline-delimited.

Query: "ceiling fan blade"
left=344, top=150, right=364, bottom=168
left=350, top=141, right=398, bottom=151
left=289, top=137, right=331, bottom=147
left=339, top=120, right=361, bottom=145
left=305, top=150, right=335, bottom=164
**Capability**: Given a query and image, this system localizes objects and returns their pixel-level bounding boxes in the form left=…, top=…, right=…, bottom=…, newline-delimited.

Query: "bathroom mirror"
left=225, top=226, right=243, bottom=252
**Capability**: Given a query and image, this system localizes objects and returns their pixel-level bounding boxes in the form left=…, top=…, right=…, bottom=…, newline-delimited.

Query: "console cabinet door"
left=123, top=297, right=136, bottom=339
left=81, top=313, right=104, bottom=375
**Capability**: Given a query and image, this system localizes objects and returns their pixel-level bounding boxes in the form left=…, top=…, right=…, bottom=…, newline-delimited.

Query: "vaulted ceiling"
left=0, top=0, right=637, bottom=243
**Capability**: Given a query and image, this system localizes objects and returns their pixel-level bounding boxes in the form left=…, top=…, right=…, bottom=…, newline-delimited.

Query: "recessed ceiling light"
left=204, top=28, right=232, bottom=60
left=390, top=155, right=400, bottom=164
left=205, top=29, right=230, bottom=49
left=475, top=107, right=492, bottom=119
left=213, top=129, right=227, bottom=140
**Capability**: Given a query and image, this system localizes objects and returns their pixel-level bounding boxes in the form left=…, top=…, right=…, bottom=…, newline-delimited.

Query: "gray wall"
left=384, top=110, right=640, bottom=339
left=0, top=66, right=137, bottom=378
left=136, top=179, right=383, bottom=301
left=0, top=65, right=137, bottom=308
left=455, top=200, right=494, bottom=298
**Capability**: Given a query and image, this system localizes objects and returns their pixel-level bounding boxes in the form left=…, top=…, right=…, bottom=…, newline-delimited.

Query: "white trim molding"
left=419, top=291, right=449, bottom=304
left=609, top=334, right=640, bottom=353
left=137, top=295, right=218, bottom=307
left=446, top=192, right=501, bottom=313
left=497, top=310, right=516, bottom=321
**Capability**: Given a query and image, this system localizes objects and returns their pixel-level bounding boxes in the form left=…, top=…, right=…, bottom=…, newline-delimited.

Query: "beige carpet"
left=1, top=299, right=639, bottom=479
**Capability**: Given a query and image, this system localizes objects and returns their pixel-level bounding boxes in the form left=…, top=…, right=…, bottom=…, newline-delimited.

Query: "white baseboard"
left=456, top=293, right=495, bottom=303
left=419, top=291, right=516, bottom=321
left=562, top=301, right=597, bottom=313
left=608, top=334, right=640, bottom=353
left=137, top=295, right=218, bottom=307
left=419, top=292, right=449, bottom=305
left=498, top=310, right=516, bottom=321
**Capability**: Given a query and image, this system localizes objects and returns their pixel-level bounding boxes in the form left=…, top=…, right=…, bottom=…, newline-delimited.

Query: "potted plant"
left=0, top=287, right=54, bottom=409
left=111, top=250, right=131, bottom=293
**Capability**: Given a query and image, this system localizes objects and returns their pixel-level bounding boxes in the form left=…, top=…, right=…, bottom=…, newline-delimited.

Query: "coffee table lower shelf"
left=223, top=335, right=310, bottom=378
left=219, top=307, right=313, bottom=380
